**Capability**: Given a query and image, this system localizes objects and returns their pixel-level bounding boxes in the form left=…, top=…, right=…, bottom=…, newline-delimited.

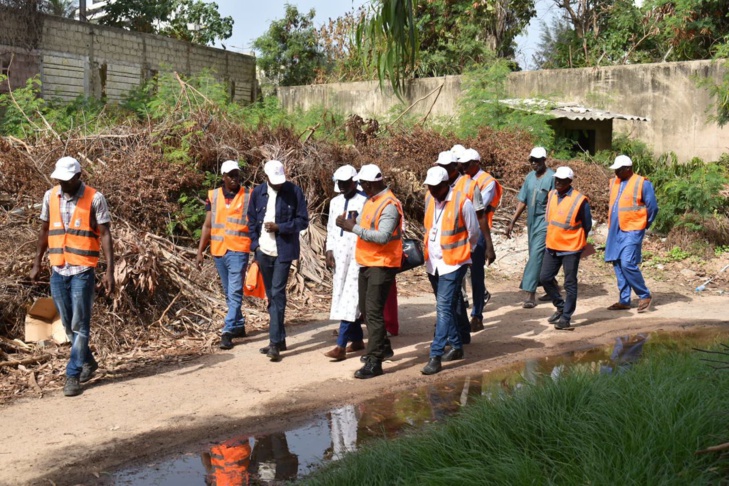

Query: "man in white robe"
left=324, top=165, right=368, bottom=361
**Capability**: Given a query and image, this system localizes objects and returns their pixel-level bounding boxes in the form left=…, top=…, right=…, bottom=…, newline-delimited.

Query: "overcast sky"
left=213, top=0, right=555, bottom=71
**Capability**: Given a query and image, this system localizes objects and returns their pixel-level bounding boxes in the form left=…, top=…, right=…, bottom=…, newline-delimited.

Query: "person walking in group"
left=336, top=164, right=403, bottom=379
left=506, top=147, right=555, bottom=309
left=196, top=160, right=252, bottom=350
left=539, top=166, right=592, bottom=330
left=323, top=165, right=368, bottom=361
left=30, top=157, right=115, bottom=397
left=605, top=155, right=658, bottom=312
left=457, top=148, right=502, bottom=331
left=421, top=166, right=480, bottom=375
left=248, top=160, right=309, bottom=362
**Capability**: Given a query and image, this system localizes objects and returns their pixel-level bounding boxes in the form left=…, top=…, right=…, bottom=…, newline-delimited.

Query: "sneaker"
left=259, top=339, right=287, bottom=354
left=547, top=311, right=563, bottom=324
left=484, top=290, right=492, bottom=305
left=63, top=376, right=82, bottom=397
left=79, top=361, right=99, bottom=383
left=219, top=333, right=234, bottom=350
left=354, top=357, right=383, bottom=379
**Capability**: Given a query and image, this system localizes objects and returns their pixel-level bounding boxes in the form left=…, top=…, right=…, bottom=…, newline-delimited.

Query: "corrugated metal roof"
left=493, top=99, right=649, bottom=122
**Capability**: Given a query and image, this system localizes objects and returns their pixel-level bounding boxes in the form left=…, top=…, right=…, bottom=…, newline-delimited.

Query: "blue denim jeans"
left=336, top=319, right=364, bottom=348
left=470, top=232, right=487, bottom=319
left=50, top=269, right=95, bottom=378
left=428, top=266, right=468, bottom=358
left=256, top=249, right=292, bottom=345
left=213, top=251, right=249, bottom=336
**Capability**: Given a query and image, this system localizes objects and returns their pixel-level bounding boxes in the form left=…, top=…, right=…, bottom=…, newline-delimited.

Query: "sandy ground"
left=1, top=260, right=728, bottom=485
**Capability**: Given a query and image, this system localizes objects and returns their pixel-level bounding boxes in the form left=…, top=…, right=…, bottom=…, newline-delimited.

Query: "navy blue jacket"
left=247, top=181, right=309, bottom=262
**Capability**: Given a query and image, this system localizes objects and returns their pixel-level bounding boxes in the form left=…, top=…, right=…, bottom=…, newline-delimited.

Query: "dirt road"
left=1, top=272, right=727, bottom=485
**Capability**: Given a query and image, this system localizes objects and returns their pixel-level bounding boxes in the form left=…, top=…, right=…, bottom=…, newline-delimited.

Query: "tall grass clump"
left=302, top=348, right=729, bottom=485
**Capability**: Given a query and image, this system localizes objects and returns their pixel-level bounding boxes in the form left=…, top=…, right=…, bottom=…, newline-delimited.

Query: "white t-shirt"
left=259, top=184, right=279, bottom=257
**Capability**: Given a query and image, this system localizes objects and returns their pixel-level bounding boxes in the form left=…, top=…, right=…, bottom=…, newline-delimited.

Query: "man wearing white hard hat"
left=605, top=155, right=658, bottom=313
left=248, top=160, right=309, bottom=361
left=30, top=157, right=115, bottom=397
left=457, top=148, right=503, bottom=331
left=421, top=166, right=480, bottom=375
left=196, top=160, right=253, bottom=350
left=539, top=166, right=592, bottom=330
left=337, top=164, right=403, bottom=379
left=506, top=146, right=556, bottom=308
left=323, top=165, right=368, bottom=361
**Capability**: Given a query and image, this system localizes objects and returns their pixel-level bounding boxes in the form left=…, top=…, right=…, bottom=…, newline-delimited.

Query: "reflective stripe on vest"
left=47, top=185, right=101, bottom=267
left=210, top=187, right=251, bottom=256
left=474, top=171, right=503, bottom=228
left=424, top=191, right=471, bottom=265
left=210, top=441, right=251, bottom=486
left=355, top=189, right=404, bottom=268
left=454, top=175, right=476, bottom=201
left=608, top=174, right=648, bottom=231
left=545, top=189, right=587, bottom=252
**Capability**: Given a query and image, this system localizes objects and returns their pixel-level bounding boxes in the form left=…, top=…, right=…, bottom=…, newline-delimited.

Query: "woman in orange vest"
left=30, top=157, right=115, bottom=397
left=336, top=164, right=403, bottom=379
left=605, top=155, right=659, bottom=313
left=196, top=160, right=252, bottom=350
left=539, top=166, right=592, bottom=330
left=421, top=166, right=480, bottom=375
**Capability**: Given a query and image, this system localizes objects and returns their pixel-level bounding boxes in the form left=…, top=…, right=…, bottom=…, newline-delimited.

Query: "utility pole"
left=79, top=0, right=87, bottom=21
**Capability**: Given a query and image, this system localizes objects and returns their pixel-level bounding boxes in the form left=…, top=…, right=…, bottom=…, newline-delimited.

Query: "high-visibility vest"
left=48, top=185, right=101, bottom=268
left=209, top=187, right=251, bottom=256
left=473, top=171, right=503, bottom=228
left=608, top=174, right=648, bottom=231
left=355, top=189, right=404, bottom=268
left=424, top=192, right=471, bottom=265
left=210, top=440, right=251, bottom=486
left=545, top=188, right=588, bottom=252
left=453, top=175, right=477, bottom=202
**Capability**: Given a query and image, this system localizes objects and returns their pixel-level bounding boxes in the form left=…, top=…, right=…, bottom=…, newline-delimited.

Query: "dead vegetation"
left=0, top=107, right=613, bottom=403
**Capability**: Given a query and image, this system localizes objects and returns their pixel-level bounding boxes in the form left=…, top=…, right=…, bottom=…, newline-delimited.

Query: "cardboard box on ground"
left=25, top=298, right=69, bottom=344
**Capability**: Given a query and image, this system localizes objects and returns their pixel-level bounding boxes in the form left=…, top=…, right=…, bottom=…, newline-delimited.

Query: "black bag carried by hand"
left=399, top=238, right=424, bottom=273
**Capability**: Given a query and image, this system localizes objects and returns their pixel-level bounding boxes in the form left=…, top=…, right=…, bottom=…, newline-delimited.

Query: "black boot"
left=354, top=356, right=383, bottom=379
left=442, top=347, right=464, bottom=362
left=259, top=339, right=287, bottom=354
left=421, top=357, right=442, bottom=375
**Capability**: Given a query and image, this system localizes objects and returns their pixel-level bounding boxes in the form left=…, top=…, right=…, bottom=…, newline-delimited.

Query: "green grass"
left=302, top=348, right=729, bottom=485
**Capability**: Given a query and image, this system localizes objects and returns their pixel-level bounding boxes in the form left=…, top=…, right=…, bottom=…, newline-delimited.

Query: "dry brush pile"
left=0, top=110, right=611, bottom=402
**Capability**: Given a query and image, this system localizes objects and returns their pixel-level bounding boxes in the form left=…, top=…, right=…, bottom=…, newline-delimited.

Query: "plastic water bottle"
left=695, top=284, right=707, bottom=292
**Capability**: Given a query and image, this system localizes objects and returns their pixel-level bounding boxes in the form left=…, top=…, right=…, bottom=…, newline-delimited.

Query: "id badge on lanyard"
left=429, top=226, right=438, bottom=242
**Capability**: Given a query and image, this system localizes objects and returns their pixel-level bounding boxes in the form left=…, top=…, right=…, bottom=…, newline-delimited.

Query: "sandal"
left=522, top=300, right=536, bottom=309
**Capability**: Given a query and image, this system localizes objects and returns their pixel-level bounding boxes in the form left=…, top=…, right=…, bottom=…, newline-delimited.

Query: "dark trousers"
left=539, top=250, right=581, bottom=323
left=256, top=249, right=292, bottom=345
left=358, top=266, right=396, bottom=360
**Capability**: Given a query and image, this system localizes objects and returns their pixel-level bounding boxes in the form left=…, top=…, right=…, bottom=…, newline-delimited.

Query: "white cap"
left=450, top=144, right=467, bottom=159
left=220, top=160, right=240, bottom=175
left=355, top=164, right=383, bottom=182
left=264, top=160, right=286, bottom=185
left=553, top=166, right=574, bottom=179
left=424, top=166, right=449, bottom=186
left=436, top=151, right=458, bottom=166
left=333, top=165, right=358, bottom=193
left=51, top=156, right=81, bottom=181
left=609, top=155, right=633, bottom=170
left=458, top=148, right=480, bottom=163
left=529, top=147, right=547, bottom=160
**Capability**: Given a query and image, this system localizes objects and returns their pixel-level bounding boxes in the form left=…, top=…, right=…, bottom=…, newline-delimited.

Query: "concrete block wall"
left=279, top=60, right=729, bottom=162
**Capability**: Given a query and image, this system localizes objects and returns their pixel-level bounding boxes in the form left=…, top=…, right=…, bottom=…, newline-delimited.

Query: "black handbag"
left=399, top=238, right=424, bottom=273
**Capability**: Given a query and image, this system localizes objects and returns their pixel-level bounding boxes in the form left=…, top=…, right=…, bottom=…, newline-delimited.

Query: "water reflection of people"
left=202, top=436, right=252, bottom=486
left=249, top=433, right=299, bottom=482
left=329, top=405, right=358, bottom=460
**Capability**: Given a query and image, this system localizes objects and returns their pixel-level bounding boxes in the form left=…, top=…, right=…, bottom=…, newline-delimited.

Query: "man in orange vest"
left=435, top=150, right=494, bottom=343
left=605, top=155, right=659, bottom=313
left=457, top=148, right=502, bottom=331
left=421, top=167, right=480, bottom=375
left=539, top=166, right=592, bottom=330
left=336, top=164, right=403, bottom=379
left=197, top=160, right=252, bottom=350
left=202, top=436, right=252, bottom=486
left=30, top=157, right=115, bottom=397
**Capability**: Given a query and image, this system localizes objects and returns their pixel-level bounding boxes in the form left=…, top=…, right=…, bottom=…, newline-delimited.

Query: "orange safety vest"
left=608, top=174, right=648, bottom=231
left=545, top=188, right=588, bottom=252
left=424, top=192, right=471, bottom=265
left=473, top=171, right=503, bottom=228
left=48, top=185, right=101, bottom=268
left=210, top=440, right=251, bottom=486
left=209, top=187, right=251, bottom=256
left=453, top=175, right=477, bottom=201
left=355, top=189, right=404, bottom=268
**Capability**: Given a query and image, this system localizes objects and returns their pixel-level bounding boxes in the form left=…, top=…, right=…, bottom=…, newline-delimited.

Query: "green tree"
left=100, top=0, right=232, bottom=45
left=253, top=4, right=324, bottom=88
left=42, top=0, right=77, bottom=18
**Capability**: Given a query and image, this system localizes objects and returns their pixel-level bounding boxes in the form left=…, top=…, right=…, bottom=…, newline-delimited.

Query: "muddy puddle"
left=111, top=328, right=727, bottom=485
